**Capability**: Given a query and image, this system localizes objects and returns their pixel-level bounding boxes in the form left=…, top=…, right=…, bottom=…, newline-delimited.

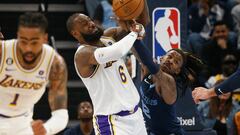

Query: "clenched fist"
left=31, top=120, right=47, bottom=135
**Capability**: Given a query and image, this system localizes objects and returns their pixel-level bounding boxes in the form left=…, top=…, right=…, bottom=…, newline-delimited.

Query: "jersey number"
left=9, top=94, right=19, bottom=106
left=118, top=65, right=127, bottom=83
left=141, top=100, right=151, bottom=119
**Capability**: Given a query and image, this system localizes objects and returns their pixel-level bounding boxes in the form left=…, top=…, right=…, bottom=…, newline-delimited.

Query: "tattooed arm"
left=48, top=53, right=68, bottom=111
left=32, top=53, right=69, bottom=135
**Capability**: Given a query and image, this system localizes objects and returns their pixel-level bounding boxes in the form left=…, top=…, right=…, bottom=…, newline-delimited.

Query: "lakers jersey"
left=75, top=37, right=140, bottom=115
left=0, top=39, right=55, bottom=116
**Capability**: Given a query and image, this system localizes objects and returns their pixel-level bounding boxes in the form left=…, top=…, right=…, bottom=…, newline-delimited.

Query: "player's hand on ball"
left=130, top=23, right=145, bottom=40
left=31, top=120, right=46, bottom=135
left=170, top=35, right=179, bottom=44
left=117, top=19, right=134, bottom=32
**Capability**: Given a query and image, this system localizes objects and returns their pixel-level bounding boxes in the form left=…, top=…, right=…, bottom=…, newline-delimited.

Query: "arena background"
left=1, top=0, right=239, bottom=135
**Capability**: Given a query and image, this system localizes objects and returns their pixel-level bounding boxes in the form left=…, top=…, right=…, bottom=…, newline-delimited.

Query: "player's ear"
left=72, top=31, right=79, bottom=39
left=44, top=33, right=48, bottom=43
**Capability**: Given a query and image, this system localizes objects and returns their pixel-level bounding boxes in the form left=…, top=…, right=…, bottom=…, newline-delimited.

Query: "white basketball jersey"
left=0, top=39, right=55, bottom=116
left=75, top=37, right=140, bottom=115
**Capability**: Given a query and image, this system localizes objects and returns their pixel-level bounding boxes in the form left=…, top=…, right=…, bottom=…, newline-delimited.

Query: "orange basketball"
left=112, top=0, right=144, bottom=20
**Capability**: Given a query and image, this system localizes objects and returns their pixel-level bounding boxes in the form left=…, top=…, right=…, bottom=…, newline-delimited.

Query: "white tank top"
left=0, top=39, right=55, bottom=116
left=74, top=37, right=140, bottom=115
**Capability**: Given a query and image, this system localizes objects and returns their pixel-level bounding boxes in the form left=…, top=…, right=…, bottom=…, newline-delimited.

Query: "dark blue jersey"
left=139, top=75, right=184, bottom=135
left=63, top=124, right=95, bottom=135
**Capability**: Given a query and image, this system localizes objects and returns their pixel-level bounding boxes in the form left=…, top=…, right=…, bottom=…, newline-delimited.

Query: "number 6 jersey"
left=0, top=39, right=55, bottom=116
left=74, top=37, right=140, bottom=115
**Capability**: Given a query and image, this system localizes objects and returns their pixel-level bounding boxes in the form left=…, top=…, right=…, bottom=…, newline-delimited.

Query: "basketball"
left=170, top=35, right=179, bottom=44
left=112, top=0, right=144, bottom=20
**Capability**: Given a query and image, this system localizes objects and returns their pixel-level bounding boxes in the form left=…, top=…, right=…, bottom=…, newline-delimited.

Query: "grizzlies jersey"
left=140, top=75, right=184, bottom=135
left=0, top=39, right=55, bottom=116
left=75, top=36, right=140, bottom=115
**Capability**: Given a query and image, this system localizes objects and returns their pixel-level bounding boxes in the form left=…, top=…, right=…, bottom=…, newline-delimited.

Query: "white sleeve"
left=43, top=109, right=69, bottom=135
left=94, top=32, right=138, bottom=64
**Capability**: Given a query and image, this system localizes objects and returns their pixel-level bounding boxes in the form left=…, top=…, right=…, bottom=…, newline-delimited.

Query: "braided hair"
left=170, top=49, right=205, bottom=96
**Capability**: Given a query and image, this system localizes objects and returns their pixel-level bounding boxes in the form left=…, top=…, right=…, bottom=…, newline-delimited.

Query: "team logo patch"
left=38, top=70, right=44, bottom=75
left=152, top=8, right=180, bottom=60
left=6, top=58, right=13, bottom=65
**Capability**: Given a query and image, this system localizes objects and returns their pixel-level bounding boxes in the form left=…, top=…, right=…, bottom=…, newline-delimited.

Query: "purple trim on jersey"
left=95, top=115, right=112, bottom=135
left=115, top=105, right=138, bottom=116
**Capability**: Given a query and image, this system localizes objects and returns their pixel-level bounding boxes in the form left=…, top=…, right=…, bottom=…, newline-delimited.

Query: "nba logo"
left=152, top=8, right=180, bottom=60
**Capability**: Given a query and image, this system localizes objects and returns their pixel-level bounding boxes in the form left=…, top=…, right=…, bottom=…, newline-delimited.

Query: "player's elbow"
left=164, top=94, right=177, bottom=105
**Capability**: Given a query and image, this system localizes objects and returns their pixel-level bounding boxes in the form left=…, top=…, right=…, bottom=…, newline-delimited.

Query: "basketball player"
left=192, top=68, right=240, bottom=104
left=140, top=50, right=185, bottom=135
left=132, top=39, right=205, bottom=135
left=66, top=13, right=147, bottom=135
left=0, top=12, right=68, bottom=135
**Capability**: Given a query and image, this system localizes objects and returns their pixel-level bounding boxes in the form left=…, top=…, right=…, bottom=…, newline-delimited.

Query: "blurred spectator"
left=64, top=101, right=95, bottom=135
left=84, top=0, right=100, bottom=18
left=235, top=111, right=240, bottom=135
left=205, top=53, right=239, bottom=88
left=188, top=0, right=233, bottom=35
left=231, top=3, right=240, bottom=48
left=198, top=80, right=240, bottom=135
left=93, top=0, right=117, bottom=29
left=185, top=0, right=237, bottom=58
left=201, top=21, right=238, bottom=77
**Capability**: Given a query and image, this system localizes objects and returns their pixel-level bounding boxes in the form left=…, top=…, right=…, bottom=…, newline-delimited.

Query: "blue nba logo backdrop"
left=152, top=8, right=180, bottom=60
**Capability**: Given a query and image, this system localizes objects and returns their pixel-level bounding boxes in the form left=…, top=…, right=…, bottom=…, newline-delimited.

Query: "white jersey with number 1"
left=0, top=39, right=55, bottom=116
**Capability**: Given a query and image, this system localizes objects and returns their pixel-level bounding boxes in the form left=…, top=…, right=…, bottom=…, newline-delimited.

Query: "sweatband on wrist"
left=133, top=40, right=159, bottom=74
left=214, top=68, right=240, bottom=95
left=94, top=32, right=137, bottom=64
left=43, top=109, right=69, bottom=135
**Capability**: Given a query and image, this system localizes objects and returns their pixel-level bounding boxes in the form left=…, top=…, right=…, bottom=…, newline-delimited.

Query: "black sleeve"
left=215, top=68, right=240, bottom=95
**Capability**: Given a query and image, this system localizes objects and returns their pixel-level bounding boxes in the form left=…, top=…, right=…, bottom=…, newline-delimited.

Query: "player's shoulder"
left=75, top=45, right=96, bottom=57
left=52, top=52, right=65, bottom=65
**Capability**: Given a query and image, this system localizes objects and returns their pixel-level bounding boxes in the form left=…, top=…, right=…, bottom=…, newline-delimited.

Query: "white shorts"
left=93, top=107, right=147, bottom=135
left=0, top=112, right=33, bottom=135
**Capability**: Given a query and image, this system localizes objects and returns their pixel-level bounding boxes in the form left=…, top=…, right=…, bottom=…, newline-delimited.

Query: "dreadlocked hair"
left=169, top=49, right=205, bottom=97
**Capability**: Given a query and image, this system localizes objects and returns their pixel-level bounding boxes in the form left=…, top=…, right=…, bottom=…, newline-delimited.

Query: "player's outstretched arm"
left=154, top=70, right=177, bottom=105
left=193, top=68, right=240, bottom=104
left=192, top=87, right=216, bottom=104
left=132, top=39, right=177, bottom=104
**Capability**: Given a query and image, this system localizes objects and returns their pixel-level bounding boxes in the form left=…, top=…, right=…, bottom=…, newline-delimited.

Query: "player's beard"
left=21, top=50, right=42, bottom=65
left=81, top=27, right=104, bottom=43
left=79, top=117, right=93, bottom=123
